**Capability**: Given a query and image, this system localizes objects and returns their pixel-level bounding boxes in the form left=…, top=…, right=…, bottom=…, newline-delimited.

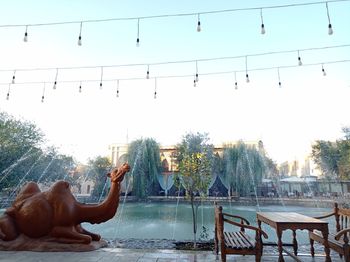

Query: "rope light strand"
left=136, top=19, right=140, bottom=47
left=322, top=64, right=327, bottom=76
left=197, top=14, right=201, bottom=32
left=245, top=56, right=250, bottom=83
left=53, top=69, right=58, bottom=89
left=154, top=78, right=157, bottom=99
left=116, top=80, right=120, bottom=97
left=277, top=68, right=282, bottom=88
left=234, top=71, right=238, bottom=90
left=41, top=82, right=46, bottom=103
left=146, top=65, right=150, bottom=79
left=298, top=50, right=303, bottom=66
left=99, top=67, right=103, bottom=89
left=6, top=84, right=11, bottom=100
left=78, top=22, right=83, bottom=46
left=11, top=70, right=16, bottom=84
left=260, top=9, right=266, bottom=34
left=23, top=26, right=28, bottom=42
left=79, top=81, right=82, bottom=92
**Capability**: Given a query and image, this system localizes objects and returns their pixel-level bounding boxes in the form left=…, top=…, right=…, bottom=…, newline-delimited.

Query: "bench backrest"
left=335, top=203, right=350, bottom=233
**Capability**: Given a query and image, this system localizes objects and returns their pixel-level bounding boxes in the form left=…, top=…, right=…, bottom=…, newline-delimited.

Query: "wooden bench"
left=214, top=205, right=268, bottom=262
left=309, top=202, right=350, bottom=261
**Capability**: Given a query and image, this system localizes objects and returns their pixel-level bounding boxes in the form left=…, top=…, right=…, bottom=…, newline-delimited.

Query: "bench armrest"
left=223, top=218, right=268, bottom=239
left=313, top=212, right=335, bottom=220
left=335, top=228, right=350, bottom=242
left=222, top=212, right=250, bottom=225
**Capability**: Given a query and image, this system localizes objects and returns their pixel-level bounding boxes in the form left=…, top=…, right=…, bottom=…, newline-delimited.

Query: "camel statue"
left=0, top=162, right=130, bottom=245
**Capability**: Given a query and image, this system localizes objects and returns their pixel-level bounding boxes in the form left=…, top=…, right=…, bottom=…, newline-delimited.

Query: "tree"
left=127, top=138, right=161, bottom=199
left=222, top=141, right=266, bottom=197
left=174, top=132, right=213, bottom=247
left=87, top=156, right=112, bottom=198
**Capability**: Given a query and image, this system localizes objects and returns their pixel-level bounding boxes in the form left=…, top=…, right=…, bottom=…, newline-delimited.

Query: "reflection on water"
left=79, top=202, right=331, bottom=244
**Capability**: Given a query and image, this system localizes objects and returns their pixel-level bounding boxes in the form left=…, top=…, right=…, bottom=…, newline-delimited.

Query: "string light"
left=146, top=65, right=150, bottom=79
left=53, top=69, right=58, bottom=89
left=298, top=50, right=303, bottom=66
left=234, top=71, right=238, bottom=90
left=322, top=64, right=327, bottom=76
left=79, top=81, right=82, bottom=92
left=6, top=84, right=11, bottom=100
left=11, top=70, right=16, bottom=84
left=195, top=61, right=199, bottom=82
left=41, top=82, right=46, bottom=103
left=78, top=22, right=82, bottom=46
left=326, top=2, right=333, bottom=35
left=277, top=68, right=282, bottom=88
left=23, top=26, right=28, bottom=42
left=154, top=78, right=157, bottom=99
left=197, top=14, right=201, bottom=32
left=193, top=77, right=197, bottom=87
left=99, top=67, right=103, bottom=89
left=136, top=18, right=140, bottom=47
left=116, top=80, right=120, bottom=97
left=245, top=56, right=250, bottom=83
left=260, top=9, right=266, bottom=34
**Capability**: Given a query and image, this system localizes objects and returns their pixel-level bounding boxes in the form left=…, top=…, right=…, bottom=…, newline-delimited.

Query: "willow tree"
left=128, top=138, right=161, bottom=199
left=174, top=132, right=213, bottom=247
left=222, top=141, right=266, bottom=197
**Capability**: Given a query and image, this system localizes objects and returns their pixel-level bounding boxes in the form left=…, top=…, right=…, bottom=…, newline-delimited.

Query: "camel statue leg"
left=50, top=226, right=92, bottom=244
left=75, top=224, right=101, bottom=241
left=0, top=214, right=18, bottom=241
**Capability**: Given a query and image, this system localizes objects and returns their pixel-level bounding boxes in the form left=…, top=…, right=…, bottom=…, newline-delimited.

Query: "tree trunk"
left=190, top=194, right=197, bottom=248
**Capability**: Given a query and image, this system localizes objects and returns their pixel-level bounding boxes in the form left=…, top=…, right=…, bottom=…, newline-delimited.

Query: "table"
left=256, top=212, right=331, bottom=262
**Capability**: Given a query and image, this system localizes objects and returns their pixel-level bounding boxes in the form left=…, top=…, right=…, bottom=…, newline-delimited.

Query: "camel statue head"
left=107, top=162, right=130, bottom=183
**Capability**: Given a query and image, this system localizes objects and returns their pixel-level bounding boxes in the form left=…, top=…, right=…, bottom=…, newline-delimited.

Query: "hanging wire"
left=12, top=70, right=16, bottom=84
left=146, top=65, right=150, bottom=79
left=154, top=78, right=157, bottom=99
left=277, top=68, right=282, bottom=88
left=53, top=68, right=58, bottom=89
left=99, top=67, right=103, bottom=89
left=298, top=50, right=302, bottom=66
left=197, top=14, right=201, bottom=32
left=78, top=22, right=83, bottom=46
left=245, top=56, right=250, bottom=83
left=41, top=82, right=46, bottom=103
left=234, top=71, right=238, bottom=90
left=326, top=2, right=334, bottom=35
left=6, top=84, right=11, bottom=100
left=23, top=25, right=28, bottom=42
left=260, top=9, right=266, bottom=34
left=136, top=18, right=140, bottom=47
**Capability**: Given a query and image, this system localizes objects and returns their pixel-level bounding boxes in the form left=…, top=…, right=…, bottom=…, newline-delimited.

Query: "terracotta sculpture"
left=0, top=162, right=130, bottom=244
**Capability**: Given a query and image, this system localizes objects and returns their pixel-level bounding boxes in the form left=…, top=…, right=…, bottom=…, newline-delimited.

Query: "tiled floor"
left=0, top=248, right=344, bottom=262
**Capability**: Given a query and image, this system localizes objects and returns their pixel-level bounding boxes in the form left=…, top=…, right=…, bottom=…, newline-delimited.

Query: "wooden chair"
left=214, top=204, right=268, bottom=262
left=309, top=202, right=350, bottom=261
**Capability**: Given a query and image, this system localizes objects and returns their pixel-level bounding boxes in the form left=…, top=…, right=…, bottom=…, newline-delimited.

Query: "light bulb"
left=12, top=75, right=15, bottom=84
left=78, top=36, right=82, bottom=46
left=79, top=85, right=82, bottom=93
left=298, top=57, right=302, bottom=66
left=136, top=38, right=140, bottom=47
left=53, top=81, right=57, bottom=90
left=146, top=70, right=150, bottom=79
left=154, top=91, right=157, bottom=99
left=99, top=82, right=103, bottom=89
left=41, top=95, right=44, bottom=103
left=197, top=21, right=201, bottom=32
left=235, top=82, right=238, bottom=90
left=6, top=93, right=9, bottom=100
left=322, top=68, right=326, bottom=76
left=116, top=89, right=119, bottom=98
left=279, top=82, right=282, bottom=88
left=193, top=80, right=196, bottom=87
left=23, top=32, right=28, bottom=42
left=195, top=73, right=199, bottom=82
left=261, top=24, right=266, bottom=34
left=246, top=74, right=250, bottom=83
left=328, top=24, right=333, bottom=35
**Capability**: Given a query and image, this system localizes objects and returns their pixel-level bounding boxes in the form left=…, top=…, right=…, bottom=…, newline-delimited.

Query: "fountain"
left=0, top=162, right=130, bottom=251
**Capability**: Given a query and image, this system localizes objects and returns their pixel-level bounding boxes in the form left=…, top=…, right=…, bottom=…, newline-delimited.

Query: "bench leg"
left=221, top=252, right=226, bottom=262
left=256, top=253, right=262, bottom=262
left=309, top=237, right=315, bottom=257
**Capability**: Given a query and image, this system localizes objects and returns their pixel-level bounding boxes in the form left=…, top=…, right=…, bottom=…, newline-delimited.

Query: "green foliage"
left=0, top=112, right=77, bottom=191
left=312, top=128, right=350, bottom=180
left=127, top=138, right=161, bottom=199
left=174, top=132, right=213, bottom=247
left=222, top=141, right=267, bottom=196
left=87, top=156, right=112, bottom=197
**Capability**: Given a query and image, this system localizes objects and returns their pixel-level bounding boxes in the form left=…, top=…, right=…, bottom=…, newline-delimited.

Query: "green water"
left=81, top=202, right=331, bottom=244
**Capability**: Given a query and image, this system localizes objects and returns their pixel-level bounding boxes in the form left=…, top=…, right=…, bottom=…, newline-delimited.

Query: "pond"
left=81, top=202, right=332, bottom=244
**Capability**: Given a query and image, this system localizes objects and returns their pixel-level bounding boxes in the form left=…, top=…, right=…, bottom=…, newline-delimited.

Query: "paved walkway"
left=0, top=248, right=344, bottom=262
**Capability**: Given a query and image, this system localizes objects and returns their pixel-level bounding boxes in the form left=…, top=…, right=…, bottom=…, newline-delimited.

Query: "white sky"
left=0, top=0, right=349, bottom=164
